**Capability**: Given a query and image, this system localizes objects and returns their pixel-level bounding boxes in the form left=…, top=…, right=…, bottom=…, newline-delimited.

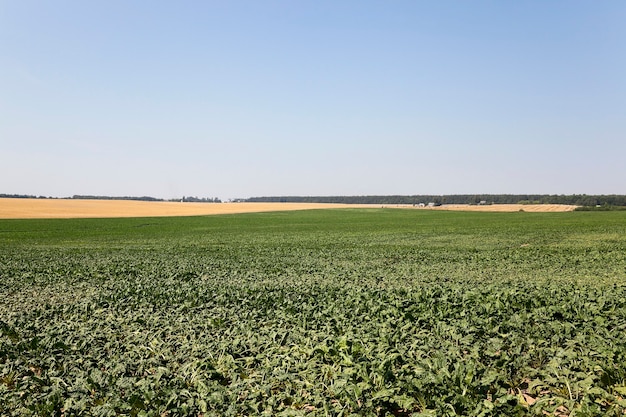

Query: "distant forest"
left=245, top=194, right=626, bottom=206
left=3, top=194, right=626, bottom=207
left=0, top=194, right=221, bottom=203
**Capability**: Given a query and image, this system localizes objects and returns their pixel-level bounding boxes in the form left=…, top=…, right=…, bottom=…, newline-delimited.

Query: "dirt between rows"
left=0, top=198, right=577, bottom=219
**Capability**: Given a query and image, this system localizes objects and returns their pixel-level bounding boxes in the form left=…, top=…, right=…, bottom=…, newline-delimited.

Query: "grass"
left=1, top=209, right=626, bottom=416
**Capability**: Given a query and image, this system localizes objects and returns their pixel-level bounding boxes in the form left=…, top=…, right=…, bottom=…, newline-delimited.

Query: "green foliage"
left=1, top=210, right=626, bottom=416
left=245, top=194, right=626, bottom=206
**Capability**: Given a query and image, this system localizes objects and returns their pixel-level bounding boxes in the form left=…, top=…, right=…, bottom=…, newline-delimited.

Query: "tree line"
left=0, top=194, right=221, bottom=203
left=3, top=193, right=626, bottom=207
left=245, top=194, right=626, bottom=206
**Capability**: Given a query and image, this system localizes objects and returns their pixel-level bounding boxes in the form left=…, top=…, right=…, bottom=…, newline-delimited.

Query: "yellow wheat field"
left=0, top=199, right=373, bottom=219
left=0, top=198, right=577, bottom=219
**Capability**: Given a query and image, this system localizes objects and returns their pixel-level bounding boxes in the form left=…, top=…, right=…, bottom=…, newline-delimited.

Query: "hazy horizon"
left=2, top=1, right=625, bottom=200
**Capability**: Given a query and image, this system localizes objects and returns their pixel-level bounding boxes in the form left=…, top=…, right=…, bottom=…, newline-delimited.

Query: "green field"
left=1, top=209, right=626, bottom=416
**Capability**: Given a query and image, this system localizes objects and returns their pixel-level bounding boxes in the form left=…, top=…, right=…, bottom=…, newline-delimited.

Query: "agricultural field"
left=1, top=209, right=626, bottom=416
left=0, top=198, right=374, bottom=219
left=0, top=197, right=576, bottom=220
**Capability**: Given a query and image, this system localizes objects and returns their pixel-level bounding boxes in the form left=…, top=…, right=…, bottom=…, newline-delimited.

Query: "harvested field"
left=434, top=203, right=578, bottom=212
left=0, top=198, right=373, bottom=219
left=0, top=198, right=577, bottom=219
left=380, top=204, right=577, bottom=212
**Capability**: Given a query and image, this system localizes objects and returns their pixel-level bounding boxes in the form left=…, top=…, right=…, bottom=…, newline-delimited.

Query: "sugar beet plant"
left=1, top=209, right=626, bottom=416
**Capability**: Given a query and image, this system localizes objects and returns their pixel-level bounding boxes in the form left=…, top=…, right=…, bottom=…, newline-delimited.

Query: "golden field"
left=0, top=198, right=374, bottom=219
left=432, top=203, right=578, bottom=212
left=0, top=198, right=577, bottom=219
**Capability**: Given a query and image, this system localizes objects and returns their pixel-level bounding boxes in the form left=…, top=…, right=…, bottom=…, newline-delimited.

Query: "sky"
left=1, top=1, right=625, bottom=200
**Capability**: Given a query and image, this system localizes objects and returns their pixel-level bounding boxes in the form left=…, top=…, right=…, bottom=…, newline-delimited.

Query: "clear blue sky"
left=2, top=1, right=625, bottom=199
